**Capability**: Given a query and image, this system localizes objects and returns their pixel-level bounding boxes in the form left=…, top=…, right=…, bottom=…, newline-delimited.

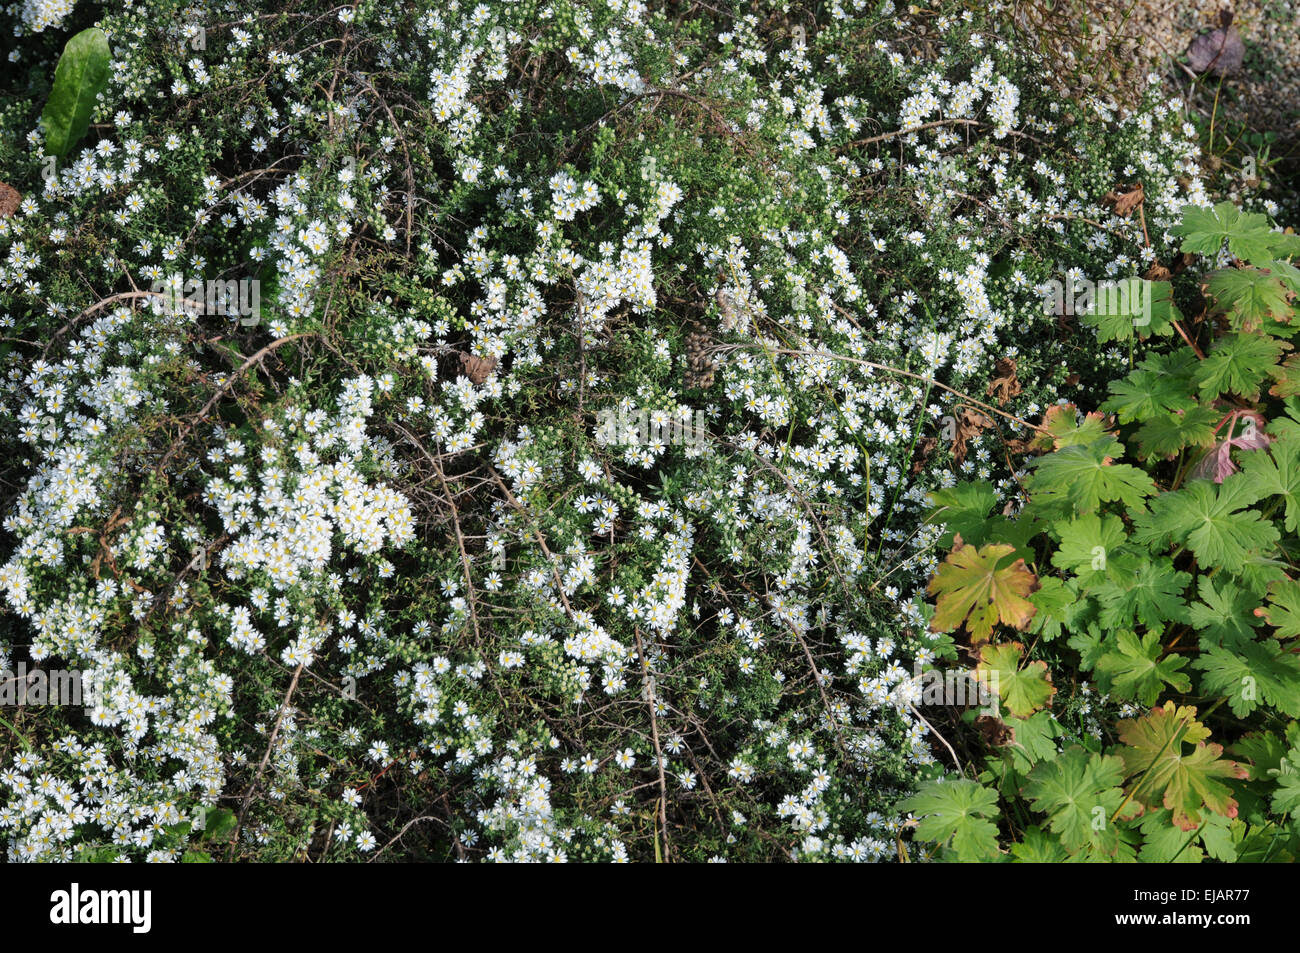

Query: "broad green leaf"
left=1230, top=730, right=1292, bottom=782
left=1067, top=625, right=1109, bottom=672
left=1204, top=266, right=1295, bottom=332
left=1100, top=353, right=1199, bottom=424
left=1050, top=512, right=1127, bottom=582
left=1237, top=436, right=1300, bottom=532
left=1187, top=575, right=1261, bottom=650
left=1027, top=437, right=1156, bottom=514
left=1131, top=475, right=1278, bottom=574
left=1198, top=813, right=1238, bottom=862
left=978, top=641, right=1056, bottom=718
left=40, top=28, right=112, bottom=159
left=1096, top=629, right=1191, bottom=705
left=927, top=538, right=1038, bottom=643
left=898, top=778, right=1001, bottom=861
left=201, top=807, right=237, bottom=842
left=1005, top=710, right=1063, bottom=773
left=1133, top=405, right=1220, bottom=460
left=1269, top=354, right=1300, bottom=398
left=1192, top=640, right=1300, bottom=718
left=1193, top=332, right=1289, bottom=401
left=1173, top=201, right=1295, bottom=265
left=1092, top=558, right=1190, bottom=630
left=1258, top=578, right=1300, bottom=639
left=1027, top=403, right=1114, bottom=451
left=1024, top=746, right=1126, bottom=854
left=1136, top=809, right=1204, bottom=863
left=1117, top=701, right=1247, bottom=831
left=1028, top=576, right=1075, bottom=640
left=1010, top=826, right=1070, bottom=862
left=1077, top=278, right=1177, bottom=342
left=1270, top=747, right=1300, bottom=816
left=925, top=481, right=997, bottom=547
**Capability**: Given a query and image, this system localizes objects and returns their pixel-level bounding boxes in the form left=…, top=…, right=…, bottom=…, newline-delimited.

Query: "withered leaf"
left=975, top=713, right=1015, bottom=747
left=911, top=435, right=937, bottom=475
left=1188, top=27, right=1244, bottom=75
left=1102, top=183, right=1144, bottom=218
left=1144, top=260, right=1172, bottom=282
left=952, top=407, right=993, bottom=465
left=986, top=357, right=1022, bottom=406
left=459, top=352, right=498, bottom=384
left=0, top=182, right=19, bottom=218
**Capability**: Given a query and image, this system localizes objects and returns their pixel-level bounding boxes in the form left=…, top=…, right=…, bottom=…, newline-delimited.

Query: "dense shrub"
left=0, top=0, right=1275, bottom=861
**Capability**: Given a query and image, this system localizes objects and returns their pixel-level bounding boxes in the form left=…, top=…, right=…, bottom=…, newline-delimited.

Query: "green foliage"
left=977, top=641, right=1056, bottom=717
left=39, top=27, right=111, bottom=158
left=915, top=200, right=1300, bottom=862
left=1024, top=747, right=1126, bottom=854
left=1076, top=279, right=1178, bottom=343
left=1172, top=201, right=1300, bottom=265
left=898, top=778, right=1002, bottom=862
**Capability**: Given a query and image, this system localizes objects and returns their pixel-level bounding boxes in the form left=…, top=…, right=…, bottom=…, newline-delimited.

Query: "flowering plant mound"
left=0, top=0, right=1268, bottom=862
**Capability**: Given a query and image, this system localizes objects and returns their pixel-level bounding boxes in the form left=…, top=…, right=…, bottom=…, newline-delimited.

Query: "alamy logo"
left=912, top=661, right=1000, bottom=717
left=1041, top=275, right=1152, bottom=326
left=0, top=664, right=86, bottom=706
left=594, top=405, right=707, bottom=450
left=49, top=883, right=151, bottom=934
left=149, top=272, right=261, bottom=325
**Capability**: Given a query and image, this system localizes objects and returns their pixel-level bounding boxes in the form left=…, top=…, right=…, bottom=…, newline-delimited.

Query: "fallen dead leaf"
left=952, top=406, right=993, bottom=465
left=910, top=435, right=937, bottom=475
left=0, top=182, right=19, bottom=218
left=1102, top=182, right=1144, bottom=218
left=986, top=357, right=1022, bottom=406
left=1144, top=260, right=1172, bottom=282
left=975, top=713, right=1015, bottom=747
left=1188, top=26, right=1244, bottom=75
left=459, top=352, right=498, bottom=384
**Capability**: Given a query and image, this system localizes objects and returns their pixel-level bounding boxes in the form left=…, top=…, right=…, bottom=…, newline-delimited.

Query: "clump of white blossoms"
left=18, top=0, right=77, bottom=34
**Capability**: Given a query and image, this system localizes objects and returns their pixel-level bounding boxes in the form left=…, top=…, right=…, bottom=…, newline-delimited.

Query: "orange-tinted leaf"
left=1028, top=403, right=1115, bottom=452
left=928, top=535, right=1039, bottom=642
left=1117, top=701, right=1248, bottom=831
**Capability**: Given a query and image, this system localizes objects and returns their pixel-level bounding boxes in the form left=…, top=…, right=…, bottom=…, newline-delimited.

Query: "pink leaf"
left=1192, top=411, right=1270, bottom=483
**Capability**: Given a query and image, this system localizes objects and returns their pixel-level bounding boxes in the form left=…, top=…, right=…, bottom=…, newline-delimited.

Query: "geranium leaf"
left=1204, top=266, right=1295, bottom=332
left=898, top=778, right=1001, bottom=861
left=1026, top=436, right=1156, bottom=513
left=1096, top=629, right=1191, bottom=705
left=1117, top=701, right=1247, bottom=831
left=1025, top=746, right=1127, bottom=854
left=927, top=537, right=1039, bottom=642
left=977, top=641, right=1056, bottom=717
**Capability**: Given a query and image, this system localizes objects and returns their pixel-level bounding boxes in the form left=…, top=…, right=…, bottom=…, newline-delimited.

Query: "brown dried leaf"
left=1144, top=261, right=1172, bottom=282
left=1102, top=182, right=1145, bottom=218
left=952, top=407, right=992, bottom=465
left=0, top=182, right=19, bottom=218
left=986, top=357, right=1022, bottom=406
left=910, top=435, right=937, bottom=475
left=975, top=713, right=1015, bottom=747
left=459, top=352, right=498, bottom=384
left=1188, top=27, right=1244, bottom=75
